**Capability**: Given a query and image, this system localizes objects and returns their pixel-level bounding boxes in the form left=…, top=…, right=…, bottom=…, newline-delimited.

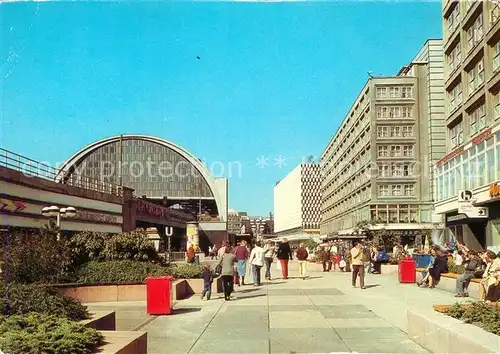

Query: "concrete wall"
left=274, top=165, right=302, bottom=233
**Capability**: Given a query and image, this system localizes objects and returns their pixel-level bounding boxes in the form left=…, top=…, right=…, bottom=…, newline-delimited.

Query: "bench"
left=416, top=269, right=482, bottom=298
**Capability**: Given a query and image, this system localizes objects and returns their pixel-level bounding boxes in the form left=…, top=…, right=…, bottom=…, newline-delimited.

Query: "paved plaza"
left=86, top=263, right=466, bottom=354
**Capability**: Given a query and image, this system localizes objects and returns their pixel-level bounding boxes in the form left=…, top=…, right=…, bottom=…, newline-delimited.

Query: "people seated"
left=418, top=246, right=448, bottom=288
left=480, top=250, right=500, bottom=302
left=485, top=269, right=500, bottom=304
left=455, top=249, right=484, bottom=297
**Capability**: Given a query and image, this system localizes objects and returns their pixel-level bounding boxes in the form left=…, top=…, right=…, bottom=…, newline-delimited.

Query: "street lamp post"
left=41, top=205, right=77, bottom=240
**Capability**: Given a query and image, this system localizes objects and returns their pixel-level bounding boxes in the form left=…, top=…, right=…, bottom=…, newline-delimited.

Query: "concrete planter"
left=55, top=278, right=221, bottom=303
left=381, top=264, right=399, bottom=274
left=407, top=308, right=500, bottom=353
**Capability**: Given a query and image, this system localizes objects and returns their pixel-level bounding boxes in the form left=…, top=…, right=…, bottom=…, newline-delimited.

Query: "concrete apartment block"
left=320, top=40, right=445, bottom=238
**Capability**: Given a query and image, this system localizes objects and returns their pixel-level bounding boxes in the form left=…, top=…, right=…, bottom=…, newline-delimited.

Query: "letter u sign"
left=490, top=183, right=500, bottom=198
left=165, top=227, right=173, bottom=236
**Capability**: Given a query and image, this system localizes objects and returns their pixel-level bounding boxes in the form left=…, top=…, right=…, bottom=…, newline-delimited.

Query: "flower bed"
left=435, top=302, right=500, bottom=336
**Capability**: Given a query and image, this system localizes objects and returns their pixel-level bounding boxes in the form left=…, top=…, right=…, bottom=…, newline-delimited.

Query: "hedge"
left=447, top=302, right=500, bottom=336
left=0, top=313, right=103, bottom=354
left=0, top=283, right=90, bottom=321
left=74, top=260, right=203, bottom=284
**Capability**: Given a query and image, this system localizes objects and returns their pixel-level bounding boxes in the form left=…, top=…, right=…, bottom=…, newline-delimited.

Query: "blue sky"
left=0, top=1, right=442, bottom=216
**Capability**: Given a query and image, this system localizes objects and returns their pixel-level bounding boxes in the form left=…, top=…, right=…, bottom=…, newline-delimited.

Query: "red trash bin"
left=146, top=276, right=174, bottom=315
left=398, top=256, right=416, bottom=283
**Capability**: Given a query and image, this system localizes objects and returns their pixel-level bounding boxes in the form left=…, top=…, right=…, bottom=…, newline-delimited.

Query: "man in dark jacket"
left=455, top=250, right=482, bottom=297
left=277, top=238, right=293, bottom=279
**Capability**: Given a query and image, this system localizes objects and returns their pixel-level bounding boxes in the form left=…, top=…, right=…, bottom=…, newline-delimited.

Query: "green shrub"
left=70, top=230, right=160, bottom=264
left=75, top=260, right=169, bottom=283
left=0, top=312, right=103, bottom=354
left=167, top=263, right=203, bottom=279
left=74, top=260, right=203, bottom=284
left=0, top=283, right=89, bottom=321
left=447, top=302, right=500, bottom=336
left=0, top=228, right=73, bottom=283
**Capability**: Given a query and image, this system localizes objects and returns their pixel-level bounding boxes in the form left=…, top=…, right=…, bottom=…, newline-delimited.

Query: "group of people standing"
left=211, top=238, right=309, bottom=300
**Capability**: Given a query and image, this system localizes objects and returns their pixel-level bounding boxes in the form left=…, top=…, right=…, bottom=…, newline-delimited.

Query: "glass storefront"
left=435, top=131, right=500, bottom=202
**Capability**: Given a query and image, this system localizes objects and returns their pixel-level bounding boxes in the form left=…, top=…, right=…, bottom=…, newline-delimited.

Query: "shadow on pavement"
left=232, top=294, right=267, bottom=301
left=173, top=307, right=202, bottom=314
left=364, top=284, right=381, bottom=289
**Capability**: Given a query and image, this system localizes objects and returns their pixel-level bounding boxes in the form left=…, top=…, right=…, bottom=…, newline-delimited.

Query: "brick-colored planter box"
left=54, top=278, right=221, bottom=303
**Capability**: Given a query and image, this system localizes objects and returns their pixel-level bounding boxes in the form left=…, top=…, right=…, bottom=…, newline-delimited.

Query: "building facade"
left=434, top=0, right=500, bottom=252
left=320, top=40, right=445, bottom=239
left=274, top=163, right=321, bottom=236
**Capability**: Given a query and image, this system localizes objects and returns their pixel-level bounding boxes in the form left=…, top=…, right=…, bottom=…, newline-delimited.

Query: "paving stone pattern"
left=136, top=270, right=430, bottom=354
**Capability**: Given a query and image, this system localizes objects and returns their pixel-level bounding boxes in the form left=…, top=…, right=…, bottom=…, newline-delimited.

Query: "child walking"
left=201, top=265, right=213, bottom=300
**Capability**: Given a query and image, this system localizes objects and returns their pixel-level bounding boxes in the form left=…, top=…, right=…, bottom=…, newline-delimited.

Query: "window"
left=449, top=120, right=464, bottom=148
left=401, top=87, right=412, bottom=98
left=494, top=42, right=500, bottom=71
left=468, top=60, right=484, bottom=93
left=391, top=164, right=403, bottom=177
left=378, top=145, right=389, bottom=157
left=389, top=86, right=399, bottom=98
left=467, top=14, right=483, bottom=52
left=470, top=104, right=486, bottom=136
left=402, top=126, right=413, bottom=137
left=447, top=44, right=461, bottom=74
left=402, top=106, right=412, bottom=118
left=403, top=145, right=414, bottom=157
left=377, top=86, right=412, bottom=99
left=495, top=93, right=500, bottom=120
left=391, top=145, right=402, bottom=157
left=403, top=164, right=413, bottom=176
left=379, top=185, right=390, bottom=196
left=492, top=2, right=500, bottom=24
left=378, top=165, right=389, bottom=177
left=392, top=185, right=402, bottom=196
left=391, top=126, right=402, bottom=137
left=404, top=184, right=415, bottom=196
left=377, top=87, right=387, bottom=99
left=377, top=126, right=389, bottom=138
left=446, top=5, right=460, bottom=36
left=377, top=106, right=387, bottom=118
left=448, top=84, right=463, bottom=111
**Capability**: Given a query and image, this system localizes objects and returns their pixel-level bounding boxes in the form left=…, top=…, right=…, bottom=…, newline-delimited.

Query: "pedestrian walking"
left=249, top=241, right=265, bottom=286
left=234, top=240, right=249, bottom=286
left=351, top=241, right=366, bottom=289
left=277, top=238, right=293, bottom=279
left=296, top=242, right=309, bottom=280
left=216, top=245, right=237, bottom=300
left=201, top=265, right=213, bottom=300
left=263, top=240, right=275, bottom=280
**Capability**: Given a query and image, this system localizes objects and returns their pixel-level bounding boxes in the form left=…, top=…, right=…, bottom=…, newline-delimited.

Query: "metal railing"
left=0, top=147, right=123, bottom=197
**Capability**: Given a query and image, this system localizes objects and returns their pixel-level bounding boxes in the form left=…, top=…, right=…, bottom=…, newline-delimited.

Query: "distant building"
left=320, top=40, right=445, bottom=241
left=227, top=209, right=242, bottom=235
left=274, top=163, right=321, bottom=237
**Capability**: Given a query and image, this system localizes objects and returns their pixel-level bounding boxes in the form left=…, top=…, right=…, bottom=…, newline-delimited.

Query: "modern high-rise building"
left=320, top=40, right=445, bottom=241
left=274, top=163, right=321, bottom=237
left=434, top=1, right=500, bottom=252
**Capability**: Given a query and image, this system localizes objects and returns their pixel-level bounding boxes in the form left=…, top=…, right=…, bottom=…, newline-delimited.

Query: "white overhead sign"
left=457, top=190, right=488, bottom=218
